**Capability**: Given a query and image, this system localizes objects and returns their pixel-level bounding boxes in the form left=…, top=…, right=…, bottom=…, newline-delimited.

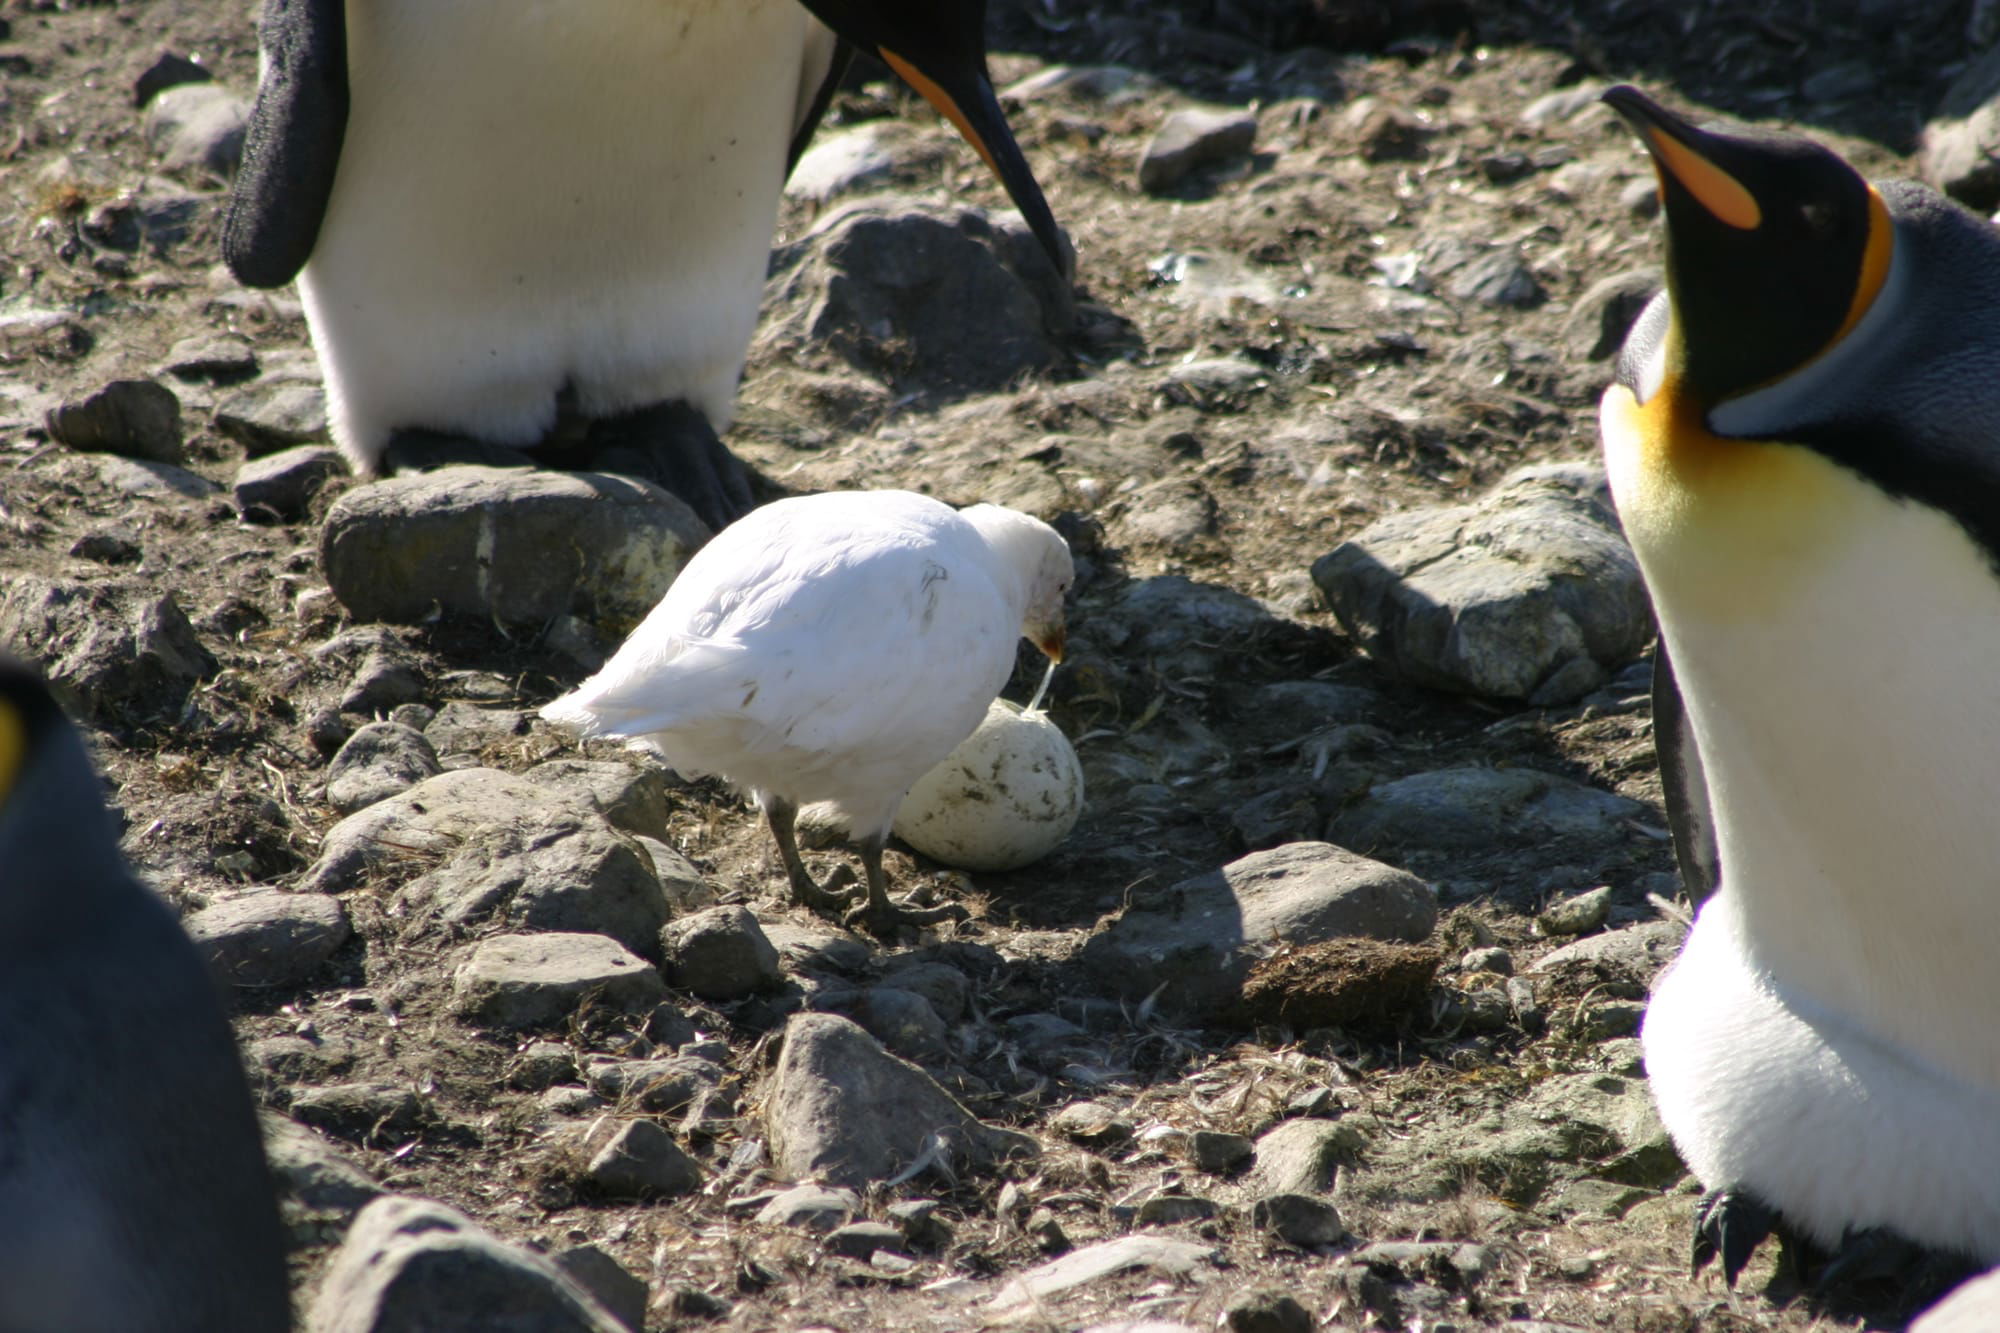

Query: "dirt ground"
left=0, top=0, right=1981, bottom=1329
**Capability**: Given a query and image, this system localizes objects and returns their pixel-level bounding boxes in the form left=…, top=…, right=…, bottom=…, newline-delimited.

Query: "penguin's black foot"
left=582, top=400, right=756, bottom=531
left=1692, top=1188, right=1779, bottom=1286
left=787, top=862, right=860, bottom=918
left=1806, top=1227, right=1978, bottom=1315
left=381, top=428, right=538, bottom=474
left=845, top=895, right=970, bottom=940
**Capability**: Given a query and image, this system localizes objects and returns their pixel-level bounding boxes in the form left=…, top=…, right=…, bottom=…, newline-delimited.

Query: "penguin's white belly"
left=1645, top=900, right=2000, bottom=1258
left=298, top=0, right=822, bottom=465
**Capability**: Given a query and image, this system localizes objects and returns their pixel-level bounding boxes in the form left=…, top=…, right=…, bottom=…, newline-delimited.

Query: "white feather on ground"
left=541, top=489, right=1072, bottom=935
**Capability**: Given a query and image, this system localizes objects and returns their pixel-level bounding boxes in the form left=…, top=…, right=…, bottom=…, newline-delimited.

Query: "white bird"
left=541, top=490, right=1072, bottom=936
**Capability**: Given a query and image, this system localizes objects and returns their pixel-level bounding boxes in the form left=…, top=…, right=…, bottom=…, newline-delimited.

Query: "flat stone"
left=1051, top=1101, right=1134, bottom=1147
left=46, top=379, right=183, bottom=462
left=143, top=81, right=249, bottom=175
left=1189, top=1130, right=1255, bottom=1174
left=756, top=1183, right=862, bottom=1231
left=552, top=1246, right=649, bottom=1333
left=1079, top=842, right=1437, bottom=1019
left=1537, top=885, right=1613, bottom=936
left=786, top=121, right=932, bottom=203
left=309, top=1195, right=626, bottom=1333
left=0, top=577, right=216, bottom=724
left=290, top=1082, right=426, bottom=1144
left=1242, top=1118, right=1364, bottom=1199
left=320, top=468, right=705, bottom=632
left=184, top=891, right=350, bottom=987
left=325, top=722, right=442, bottom=814
left=234, top=445, right=344, bottom=522
left=425, top=701, right=529, bottom=757
left=1137, top=1194, right=1219, bottom=1226
left=249, top=1035, right=360, bottom=1085
left=1445, top=246, right=1544, bottom=308
left=525, top=759, right=672, bottom=842
left=581, top=1119, right=701, bottom=1199
left=68, top=530, right=143, bottom=565
left=1331, top=767, right=1644, bottom=856
left=824, top=1220, right=906, bottom=1260
left=634, top=838, right=718, bottom=915
left=845, top=986, right=949, bottom=1063
left=878, top=960, right=971, bottom=1023
left=989, top=1236, right=1217, bottom=1314
left=90, top=456, right=217, bottom=499
left=260, top=1113, right=382, bottom=1220
left=585, top=1054, right=729, bottom=1115
left=301, top=769, right=670, bottom=959
left=508, top=1040, right=578, bottom=1091
left=451, top=933, right=665, bottom=1029
left=1223, top=1286, right=1315, bottom=1333
left=758, top=920, right=870, bottom=974
left=658, top=906, right=780, bottom=1001
left=1139, top=106, right=1258, bottom=193
left=162, top=331, right=257, bottom=382
left=1528, top=920, right=1683, bottom=985
left=764, top=1013, right=1036, bottom=1188
left=214, top=381, right=330, bottom=455
left=1250, top=1193, right=1345, bottom=1247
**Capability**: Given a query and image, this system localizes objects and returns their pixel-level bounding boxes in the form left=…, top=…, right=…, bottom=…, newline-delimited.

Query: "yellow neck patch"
left=1828, top=186, right=1894, bottom=349
left=0, top=700, right=23, bottom=812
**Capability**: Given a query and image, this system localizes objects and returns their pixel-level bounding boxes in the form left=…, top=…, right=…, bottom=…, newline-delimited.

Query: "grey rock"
left=552, top=1246, right=648, bottom=1333
left=426, top=701, right=528, bottom=757
left=1313, top=464, right=1651, bottom=703
left=1251, top=1193, right=1345, bottom=1247
left=290, top=1082, right=426, bottom=1144
left=887, top=1198, right=953, bottom=1250
left=1103, top=575, right=1289, bottom=678
left=1529, top=920, right=1683, bottom=984
left=46, top=379, right=183, bottom=462
left=582, top=1119, right=701, bottom=1199
left=1243, top=1118, right=1363, bottom=1199
left=1552, top=1177, right=1658, bottom=1220
left=757, top=198, right=1067, bottom=401
left=1446, top=246, right=1544, bottom=308
left=759, top=920, right=870, bottom=974
left=659, top=906, right=780, bottom=1000
left=234, top=445, right=344, bottom=522
left=68, top=530, right=143, bottom=565
left=847, top=986, right=949, bottom=1063
left=1002, top=65, right=1147, bottom=103
left=634, top=838, right=718, bottom=915
left=337, top=645, right=425, bottom=714
left=988, top=1236, right=1217, bottom=1315
left=1461, top=946, right=1514, bottom=976
left=0, top=577, right=216, bottom=723
left=451, top=933, right=665, bottom=1029
left=309, top=1195, right=626, bottom=1333
left=1537, top=884, right=1613, bottom=936
left=1924, top=44, right=2000, bottom=210
left=764, top=1013, right=1036, bottom=1188
left=321, top=468, right=704, bottom=630
left=878, top=960, right=971, bottom=1023
left=250, top=1035, right=360, bottom=1085
left=1137, top=1194, right=1218, bottom=1226
left=261, top=1113, right=383, bottom=1220
left=1223, top=1286, right=1315, bottom=1333
left=214, top=381, right=330, bottom=455
left=542, top=1086, right=606, bottom=1116
left=1079, top=842, right=1437, bottom=1018
left=1618, top=176, right=1661, bottom=217
left=824, top=1220, right=906, bottom=1260
left=184, top=891, right=351, bottom=987
left=1160, top=357, right=1265, bottom=408
left=1139, top=106, right=1258, bottom=193
left=143, top=81, right=249, bottom=175
left=1917, top=1269, right=2000, bottom=1333
left=90, top=456, right=217, bottom=499
left=508, top=1041, right=579, bottom=1091
left=586, top=1054, right=729, bottom=1115
left=326, top=722, right=443, bottom=814
left=301, top=768, right=670, bottom=959
left=526, top=759, right=672, bottom=842
left=1519, top=83, right=1608, bottom=128
left=1051, top=1101, right=1134, bottom=1147
left=1332, top=766, right=1645, bottom=856
left=1190, top=1130, right=1255, bottom=1174
left=755, top=1183, right=862, bottom=1231
left=786, top=121, right=931, bottom=203
left=1563, top=268, right=1660, bottom=362
left=162, top=331, right=258, bottom=382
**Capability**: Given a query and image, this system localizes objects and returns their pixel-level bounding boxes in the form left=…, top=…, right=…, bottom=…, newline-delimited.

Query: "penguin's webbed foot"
left=584, top=400, right=757, bottom=531
left=844, top=895, right=969, bottom=940
left=1692, top=1188, right=1778, bottom=1286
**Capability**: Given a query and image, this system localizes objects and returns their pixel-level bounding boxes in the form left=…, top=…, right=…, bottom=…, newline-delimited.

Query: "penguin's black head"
left=1603, top=86, right=1885, bottom=409
left=797, top=0, right=1074, bottom=283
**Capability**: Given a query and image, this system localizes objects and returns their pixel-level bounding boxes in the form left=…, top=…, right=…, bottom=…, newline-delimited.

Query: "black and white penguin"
left=224, top=0, right=1071, bottom=529
left=1601, top=85, right=2000, bottom=1290
left=0, top=660, right=290, bottom=1331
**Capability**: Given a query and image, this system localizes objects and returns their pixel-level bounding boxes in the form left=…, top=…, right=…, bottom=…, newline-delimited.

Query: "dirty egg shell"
left=893, top=698, right=1084, bottom=872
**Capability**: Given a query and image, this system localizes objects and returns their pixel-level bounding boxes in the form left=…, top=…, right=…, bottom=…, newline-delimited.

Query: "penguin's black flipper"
left=1654, top=643, right=1721, bottom=908
left=223, top=0, right=348, bottom=289
left=788, top=39, right=856, bottom=175
left=1693, top=1188, right=1778, bottom=1286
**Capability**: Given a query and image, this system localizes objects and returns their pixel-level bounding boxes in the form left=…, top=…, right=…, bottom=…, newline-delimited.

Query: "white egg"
left=893, top=698, right=1084, bottom=871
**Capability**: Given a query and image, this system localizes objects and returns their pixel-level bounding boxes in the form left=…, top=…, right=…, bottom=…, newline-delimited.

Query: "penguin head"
left=0, top=659, right=121, bottom=921
left=797, top=0, right=1074, bottom=283
left=1603, top=86, right=1891, bottom=410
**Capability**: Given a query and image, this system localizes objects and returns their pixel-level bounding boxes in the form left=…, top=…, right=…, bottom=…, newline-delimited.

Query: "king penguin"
left=223, top=0, right=1072, bottom=530
left=0, top=659, right=291, bottom=1331
left=1600, top=85, right=2000, bottom=1293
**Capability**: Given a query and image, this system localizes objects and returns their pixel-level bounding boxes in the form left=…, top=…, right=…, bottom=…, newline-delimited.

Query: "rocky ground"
left=1, top=1, right=1992, bottom=1330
